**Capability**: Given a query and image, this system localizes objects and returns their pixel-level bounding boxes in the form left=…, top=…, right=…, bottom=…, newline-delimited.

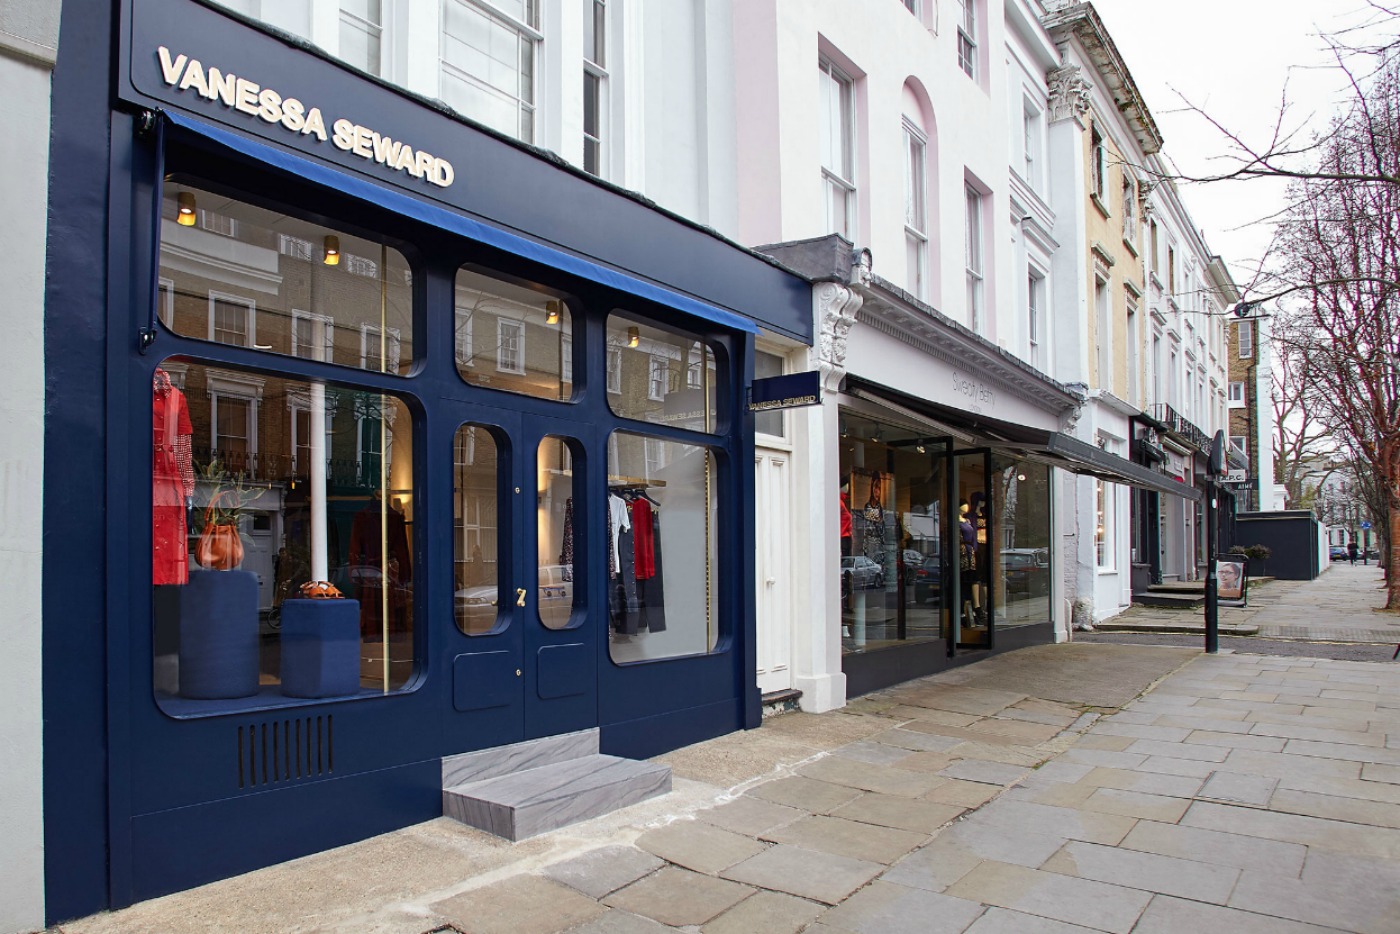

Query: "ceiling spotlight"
left=627, top=326, right=640, bottom=348
left=323, top=235, right=340, bottom=266
left=915, top=444, right=926, bottom=454
left=545, top=300, right=561, bottom=325
left=177, top=191, right=197, bottom=226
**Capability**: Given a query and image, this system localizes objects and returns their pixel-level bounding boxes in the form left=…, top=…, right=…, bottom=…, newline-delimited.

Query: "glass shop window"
left=159, top=182, right=412, bottom=374
left=537, top=436, right=580, bottom=630
left=989, top=456, right=1052, bottom=628
left=606, top=315, right=717, bottom=432
left=607, top=431, right=718, bottom=663
left=456, top=266, right=573, bottom=401
left=151, top=358, right=415, bottom=716
left=454, top=424, right=502, bottom=635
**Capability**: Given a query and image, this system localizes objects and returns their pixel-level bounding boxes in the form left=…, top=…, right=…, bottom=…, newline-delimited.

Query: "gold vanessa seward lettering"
left=156, top=47, right=455, bottom=189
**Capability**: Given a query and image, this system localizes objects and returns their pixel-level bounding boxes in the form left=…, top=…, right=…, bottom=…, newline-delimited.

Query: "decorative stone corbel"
left=814, top=282, right=862, bottom=392
left=1047, top=65, right=1091, bottom=124
left=1138, top=179, right=1157, bottom=223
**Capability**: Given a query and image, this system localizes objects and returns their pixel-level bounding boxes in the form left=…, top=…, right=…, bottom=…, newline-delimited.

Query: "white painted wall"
left=0, top=4, right=58, bottom=929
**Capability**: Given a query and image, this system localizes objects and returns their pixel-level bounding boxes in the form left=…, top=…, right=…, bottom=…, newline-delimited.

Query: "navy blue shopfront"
left=42, top=0, right=812, bottom=922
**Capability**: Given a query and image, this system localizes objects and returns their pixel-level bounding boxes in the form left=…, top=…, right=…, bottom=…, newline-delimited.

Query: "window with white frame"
left=1230, top=435, right=1248, bottom=456
left=1126, top=298, right=1139, bottom=401
left=455, top=311, right=473, bottom=367
left=340, top=0, right=384, bottom=76
left=496, top=318, right=524, bottom=374
left=903, top=119, right=928, bottom=300
left=157, top=277, right=175, bottom=329
left=206, top=371, right=265, bottom=478
left=441, top=0, right=540, bottom=143
left=1090, top=124, right=1107, bottom=202
left=1095, top=478, right=1115, bottom=569
left=209, top=292, right=255, bottom=348
left=583, top=0, right=607, bottom=176
left=291, top=310, right=335, bottom=363
left=290, top=401, right=335, bottom=476
left=1149, top=220, right=1159, bottom=277
left=200, top=209, right=238, bottom=237
left=1122, top=174, right=1137, bottom=242
left=1152, top=332, right=1162, bottom=403
left=1228, top=381, right=1245, bottom=406
left=360, top=323, right=402, bottom=372
left=561, top=335, right=574, bottom=385
left=606, top=346, right=622, bottom=393
left=965, top=183, right=984, bottom=332
left=819, top=58, right=857, bottom=239
left=1238, top=319, right=1254, bottom=358
left=1022, top=100, right=1042, bottom=189
left=278, top=234, right=314, bottom=261
left=1027, top=270, right=1044, bottom=368
left=647, top=355, right=667, bottom=401
left=955, top=0, right=976, bottom=78
left=1094, top=276, right=1110, bottom=388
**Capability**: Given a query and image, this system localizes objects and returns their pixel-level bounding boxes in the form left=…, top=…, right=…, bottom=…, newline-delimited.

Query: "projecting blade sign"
left=748, top=371, right=821, bottom=412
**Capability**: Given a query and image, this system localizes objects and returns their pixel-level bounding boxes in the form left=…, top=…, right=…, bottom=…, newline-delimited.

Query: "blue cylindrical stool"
left=279, top=598, right=362, bottom=698
left=179, top=569, right=260, bottom=699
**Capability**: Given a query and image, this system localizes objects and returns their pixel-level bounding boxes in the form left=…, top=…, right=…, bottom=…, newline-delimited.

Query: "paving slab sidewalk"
left=55, top=579, right=1400, bottom=933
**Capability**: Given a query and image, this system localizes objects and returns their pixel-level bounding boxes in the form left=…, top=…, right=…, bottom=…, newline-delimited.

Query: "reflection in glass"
left=537, top=436, right=578, bottom=630
left=455, top=267, right=573, bottom=401
left=605, top=315, right=717, bottom=432
left=839, top=413, right=948, bottom=655
left=159, top=182, right=412, bottom=373
left=454, top=425, right=501, bottom=635
left=608, top=431, right=717, bottom=663
left=991, top=456, right=1051, bottom=628
left=151, top=359, right=414, bottom=715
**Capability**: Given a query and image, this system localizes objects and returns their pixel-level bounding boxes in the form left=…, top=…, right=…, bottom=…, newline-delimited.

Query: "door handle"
left=516, top=588, right=527, bottom=607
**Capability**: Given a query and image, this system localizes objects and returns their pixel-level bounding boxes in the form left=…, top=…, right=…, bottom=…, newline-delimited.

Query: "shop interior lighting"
left=627, top=326, right=640, bottom=348
left=545, top=301, right=561, bottom=325
left=323, top=235, right=340, bottom=266
left=915, top=444, right=926, bottom=454
left=176, top=191, right=197, bottom=226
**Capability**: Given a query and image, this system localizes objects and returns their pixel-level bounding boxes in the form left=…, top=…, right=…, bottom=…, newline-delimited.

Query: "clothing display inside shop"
left=152, top=368, right=196, bottom=585
left=558, top=496, right=574, bottom=579
left=349, top=495, right=412, bottom=636
left=608, top=486, right=667, bottom=635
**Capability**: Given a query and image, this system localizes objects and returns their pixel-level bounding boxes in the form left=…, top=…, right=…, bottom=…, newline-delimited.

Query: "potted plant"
left=178, top=461, right=261, bottom=700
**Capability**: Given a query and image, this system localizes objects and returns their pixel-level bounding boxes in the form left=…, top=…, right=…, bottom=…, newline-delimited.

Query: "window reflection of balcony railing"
left=1148, top=403, right=1211, bottom=454
left=195, top=446, right=383, bottom=490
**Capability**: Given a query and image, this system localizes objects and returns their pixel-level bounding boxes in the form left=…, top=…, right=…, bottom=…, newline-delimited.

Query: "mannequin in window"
left=839, top=482, right=853, bottom=558
left=349, top=489, right=413, bottom=636
left=959, top=501, right=984, bottom=626
left=153, top=367, right=196, bottom=585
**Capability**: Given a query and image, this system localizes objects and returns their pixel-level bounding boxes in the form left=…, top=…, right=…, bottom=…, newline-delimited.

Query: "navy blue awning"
left=162, top=111, right=758, bottom=335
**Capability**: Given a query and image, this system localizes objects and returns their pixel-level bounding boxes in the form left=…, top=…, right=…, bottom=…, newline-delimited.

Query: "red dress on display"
left=152, top=369, right=196, bottom=585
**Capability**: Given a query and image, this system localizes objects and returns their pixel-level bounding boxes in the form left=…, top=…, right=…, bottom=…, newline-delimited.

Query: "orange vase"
left=197, top=523, right=244, bottom=570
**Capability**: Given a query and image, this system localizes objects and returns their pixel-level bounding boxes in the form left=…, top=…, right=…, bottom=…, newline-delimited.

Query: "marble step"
left=441, top=728, right=598, bottom=788
left=443, top=753, right=671, bottom=841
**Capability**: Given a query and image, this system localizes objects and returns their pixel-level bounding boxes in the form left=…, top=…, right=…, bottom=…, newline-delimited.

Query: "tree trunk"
left=1389, top=495, right=1400, bottom=609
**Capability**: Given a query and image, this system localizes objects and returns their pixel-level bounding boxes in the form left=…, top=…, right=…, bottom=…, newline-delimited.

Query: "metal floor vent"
left=238, top=715, right=333, bottom=788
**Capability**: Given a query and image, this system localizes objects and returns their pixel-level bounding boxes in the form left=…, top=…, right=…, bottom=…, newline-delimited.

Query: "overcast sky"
left=1088, top=0, right=1392, bottom=291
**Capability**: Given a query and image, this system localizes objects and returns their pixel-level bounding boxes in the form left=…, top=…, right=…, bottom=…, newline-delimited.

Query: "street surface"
left=56, top=565, right=1400, bottom=933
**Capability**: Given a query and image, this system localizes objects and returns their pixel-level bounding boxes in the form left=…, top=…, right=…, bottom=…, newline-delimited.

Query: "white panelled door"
left=755, top=447, right=793, bottom=694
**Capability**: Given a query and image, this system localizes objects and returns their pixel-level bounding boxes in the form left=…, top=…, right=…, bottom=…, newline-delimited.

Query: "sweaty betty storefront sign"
left=156, top=46, right=456, bottom=188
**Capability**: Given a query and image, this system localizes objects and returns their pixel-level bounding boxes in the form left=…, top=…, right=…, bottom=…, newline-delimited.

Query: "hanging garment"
left=558, top=496, right=574, bottom=580
left=608, top=493, right=631, bottom=577
left=152, top=368, right=195, bottom=585
left=609, top=514, right=641, bottom=634
left=643, top=510, right=667, bottom=633
left=349, top=502, right=413, bottom=636
left=632, top=497, right=655, bottom=580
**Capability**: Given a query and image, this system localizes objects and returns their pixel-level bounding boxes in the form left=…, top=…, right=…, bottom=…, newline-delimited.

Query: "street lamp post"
left=1204, top=431, right=1226, bottom=654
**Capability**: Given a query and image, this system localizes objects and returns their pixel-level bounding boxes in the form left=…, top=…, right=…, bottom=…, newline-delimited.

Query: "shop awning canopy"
left=160, top=111, right=758, bottom=335
left=846, top=381, right=1202, bottom=502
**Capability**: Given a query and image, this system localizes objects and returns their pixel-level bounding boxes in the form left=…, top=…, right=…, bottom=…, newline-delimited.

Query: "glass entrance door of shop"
left=450, top=415, right=599, bottom=747
left=949, top=450, right=994, bottom=653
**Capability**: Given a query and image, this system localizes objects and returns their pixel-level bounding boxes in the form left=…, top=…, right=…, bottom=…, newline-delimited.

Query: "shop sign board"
left=748, top=371, right=821, bottom=412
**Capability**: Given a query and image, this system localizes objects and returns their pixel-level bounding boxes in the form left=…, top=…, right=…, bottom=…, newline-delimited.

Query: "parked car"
left=1002, top=548, right=1050, bottom=597
left=1329, top=545, right=1348, bottom=561
left=912, top=556, right=942, bottom=603
left=454, top=564, right=574, bottom=634
left=841, top=555, right=885, bottom=592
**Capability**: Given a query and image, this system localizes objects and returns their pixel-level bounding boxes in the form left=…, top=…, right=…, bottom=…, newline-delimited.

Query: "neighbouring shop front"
left=42, top=0, right=811, bottom=921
